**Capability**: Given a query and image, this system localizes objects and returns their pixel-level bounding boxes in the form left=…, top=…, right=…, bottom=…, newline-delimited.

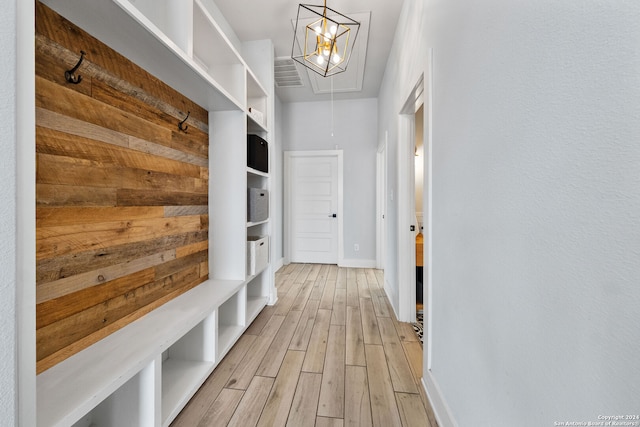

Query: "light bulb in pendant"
left=316, top=55, right=325, bottom=65
left=332, top=53, right=341, bottom=64
left=330, top=25, right=337, bottom=35
left=314, top=25, right=322, bottom=35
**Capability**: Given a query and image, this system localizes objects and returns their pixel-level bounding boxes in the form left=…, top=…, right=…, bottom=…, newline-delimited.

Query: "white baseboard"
left=423, top=371, right=458, bottom=427
left=338, top=258, right=377, bottom=268
left=273, top=257, right=285, bottom=273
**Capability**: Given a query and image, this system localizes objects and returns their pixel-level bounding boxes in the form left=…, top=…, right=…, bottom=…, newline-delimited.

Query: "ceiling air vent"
left=275, top=57, right=304, bottom=88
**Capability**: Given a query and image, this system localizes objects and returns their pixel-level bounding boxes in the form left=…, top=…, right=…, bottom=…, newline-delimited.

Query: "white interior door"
left=285, top=151, right=343, bottom=264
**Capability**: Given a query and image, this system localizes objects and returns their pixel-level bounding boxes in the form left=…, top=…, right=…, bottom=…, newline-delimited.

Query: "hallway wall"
left=380, top=0, right=640, bottom=425
left=281, top=98, right=378, bottom=266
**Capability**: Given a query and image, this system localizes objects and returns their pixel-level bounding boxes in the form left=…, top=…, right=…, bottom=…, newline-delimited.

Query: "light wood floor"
left=172, top=264, right=438, bottom=427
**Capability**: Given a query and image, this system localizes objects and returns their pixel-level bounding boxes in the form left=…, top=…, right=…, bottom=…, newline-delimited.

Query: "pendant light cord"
left=331, top=75, right=334, bottom=137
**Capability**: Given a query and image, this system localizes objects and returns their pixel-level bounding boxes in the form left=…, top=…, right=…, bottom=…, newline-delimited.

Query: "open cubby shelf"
left=36, top=0, right=274, bottom=425
left=37, top=275, right=271, bottom=427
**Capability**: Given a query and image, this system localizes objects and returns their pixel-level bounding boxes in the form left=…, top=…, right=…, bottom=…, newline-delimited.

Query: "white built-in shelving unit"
left=36, top=0, right=275, bottom=425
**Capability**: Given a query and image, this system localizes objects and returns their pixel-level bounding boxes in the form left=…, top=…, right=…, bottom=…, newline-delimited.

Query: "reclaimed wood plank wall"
left=35, top=2, right=210, bottom=373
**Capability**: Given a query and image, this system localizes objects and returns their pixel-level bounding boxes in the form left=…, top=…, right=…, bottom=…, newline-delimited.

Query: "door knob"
left=328, top=213, right=337, bottom=218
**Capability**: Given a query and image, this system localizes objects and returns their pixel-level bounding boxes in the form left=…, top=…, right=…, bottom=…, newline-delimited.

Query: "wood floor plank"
left=285, top=372, right=322, bottom=427
left=336, top=266, right=347, bottom=289
left=289, top=299, right=320, bottom=351
left=345, top=365, right=373, bottom=427
left=393, top=315, right=419, bottom=343
left=346, top=268, right=359, bottom=307
left=365, top=345, right=402, bottom=427
left=273, top=287, right=299, bottom=316
left=301, top=309, right=332, bottom=373
left=402, top=341, right=423, bottom=381
left=319, top=279, right=336, bottom=310
left=374, top=270, right=385, bottom=291
left=244, top=304, right=276, bottom=336
left=276, top=263, right=307, bottom=296
left=257, top=350, right=305, bottom=427
left=372, top=295, right=391, bottom=317
left=309, top=266, right=329, bottom=300
left=377, top=317, right=419, bottom=394
left=366, top=269, right=383, bottom=297
left=359, top=297, right=382, bottom=345
left=290, top=278, right=315, bottom=312
left=256, top=310, right=303, bottom=377
left=196, top=388, right=244, bottom=427
left=331, top=288, right=346, bottom=325
left=227, top=376, right=274, bottom=427
left=316, top=417, right=345, bottom=427
left=317, top=324, right=346, bottom=418
left=316, top=264, right=330, bottom=282
left=305, top=263, right=322, bottom=282
left=346, top=306, right=366, bottom=366
left=288, top=264, right=318, bottom=312
left=356, top=269, right=371, bottom=299
left=274, top=264, right=311, bottom=316
left=395, top=392, right=431, bottom=427
left=327, top=264, right=339, bottom=281
left=226, top=315, right=285, bottom=390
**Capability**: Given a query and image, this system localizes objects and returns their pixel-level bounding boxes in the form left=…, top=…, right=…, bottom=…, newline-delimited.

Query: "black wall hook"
left=65, top=50, right=86, bottom=84
left=178, top=111, right=190, bottom=132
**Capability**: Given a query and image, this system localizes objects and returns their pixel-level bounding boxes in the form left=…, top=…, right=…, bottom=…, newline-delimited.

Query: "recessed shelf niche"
left=217, top=289, right=246, bottom=359
left=161, top=315, right=215, bottom=424
left=70, top=362, right=156, bottom=427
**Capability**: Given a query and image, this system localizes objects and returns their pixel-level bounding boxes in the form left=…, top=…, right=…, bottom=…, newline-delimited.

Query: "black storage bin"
left=247, top=134, right=268, bottom=173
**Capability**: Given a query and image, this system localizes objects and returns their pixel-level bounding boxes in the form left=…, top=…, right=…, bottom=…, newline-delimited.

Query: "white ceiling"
left=214, top=0, right=404, bottom=103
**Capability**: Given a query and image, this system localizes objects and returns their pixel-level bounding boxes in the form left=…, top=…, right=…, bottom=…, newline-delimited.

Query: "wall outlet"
left=354, top=244, right=360, bottom=252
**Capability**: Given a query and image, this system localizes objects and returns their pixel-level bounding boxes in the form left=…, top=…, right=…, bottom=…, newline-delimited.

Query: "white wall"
left=282, top=98, right=378, bottom=265
left=0, top=1, right=18, bottom=422
left=3, top=1, right=36, bottom=425
left=381, top=0, right=640, bottom=425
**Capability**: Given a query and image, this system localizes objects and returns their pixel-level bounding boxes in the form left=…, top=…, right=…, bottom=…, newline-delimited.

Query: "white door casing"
left=376, top=137, right=387, bottom=270
left=285, top=150, right=343, bottom=264
left=397, top=76, right=425, bottom=323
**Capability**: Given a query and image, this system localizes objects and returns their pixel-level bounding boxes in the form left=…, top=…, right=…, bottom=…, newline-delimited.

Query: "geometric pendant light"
left=291, top=1, right=360, bottom=77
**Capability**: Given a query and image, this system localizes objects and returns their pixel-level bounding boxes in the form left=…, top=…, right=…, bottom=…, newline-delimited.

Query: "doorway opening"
left=414, top=104, right=425, bottom=317
left=397, top=76, right=424, bottom=324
